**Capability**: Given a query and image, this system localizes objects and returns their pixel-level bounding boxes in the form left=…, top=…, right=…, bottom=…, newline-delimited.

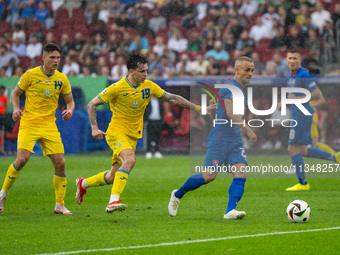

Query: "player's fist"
left=62, top=109, right=73, bottom=121
left=12, top=109, right=22, bottom=122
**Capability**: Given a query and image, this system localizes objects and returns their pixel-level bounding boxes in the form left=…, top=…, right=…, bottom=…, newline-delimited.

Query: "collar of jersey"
left=40, top=66, right=54, bottom=78
left=125, top=77, right=140, bottom=89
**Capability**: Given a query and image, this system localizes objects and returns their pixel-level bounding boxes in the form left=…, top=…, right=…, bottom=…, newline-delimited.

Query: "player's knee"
left=124, top=156, right=136, bottom=170
left=204, top=175, right=216, bottom=183
left=54, top=158, right=65, bottom=171
left=15, top=156, right=29, bottom=169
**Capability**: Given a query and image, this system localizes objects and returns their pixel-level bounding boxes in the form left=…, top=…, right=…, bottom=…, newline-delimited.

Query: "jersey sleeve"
left=150, top=81, right=165, bottom=98
left=17, top=71, right=31, bottom=91
left=98, top=84, right=117, bottom=103
left=302, top=71, right=317, bottom=91
left=61, top=75, right=72, bottom=95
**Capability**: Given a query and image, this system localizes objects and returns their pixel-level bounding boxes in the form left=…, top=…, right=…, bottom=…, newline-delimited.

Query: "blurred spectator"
left=162, top=46, right=176, bottom=63
left=332, top=3, right=340, bottom=28
left=226, top=49, right=242, bottom=75
left=147, top=51, right=159, bottom=74
left=262, top=3, right=279, bottom=30
left=35, top=1, right=54, bottom=29
left=322, top=20, right=336, bottom=64
left=148, top=8, right=166, bottom=36
left=196, top=0, right=209, bottom=21
left=91, top=32, right=107, bottom=57
left=108, top=0, right=124, bottom=20
left=176, top=53, right=193, bottom=74
left=238, top=0, right=258, bottom=18
left=11, top=37, right=26, bottom=56
left=59, top=33, right=73, bottom=57
left=249, top=16, right=272, bottom=45
left=190, top=53, right=209, bottom=76
left=98, top=1, right=110, bottom=24
left=28, top=57, right=36, bottom=69
left=12, top=64, right=23, bottom=77
left=209, top=0, right=228, bottom=14
left=105, top=33, right=120, bottom=54
left=286, top=25, right=304, bottom=48
left=119, top=31, right=133, bottom=53
left=136, top=8, right=149, bottom=36
left=85, top=2, right=99, bottom=27
left=167, top=28, right=188, bottom=54
left=5, top=58, right=16, bottom=77
left=62, top=55, right=80, bottom=75
left=202, top=29, right=215, bottom=51
left=116, top=12, right=132, bottom=31
left=144, top=97, right=164, bottom=159
left=206, top=40, right=229, bottom=61
left=129, top=33, right=149, bottom=54
left=26, top=35, right=43, bottom=59
left=277, top=5, right=295, bottom=28
left=111, top=55, right=128, bottom=80
left=0, top=85, right=7, bottom=153
left=81, top=55, right=97, bottom=74
left=152, top=36, right=165, bottom=57
left=182, top=11, right=197, bottom=30
left=0, top=0, right=4, bottom=21
left=235, top=30, right=253, bottom=57
left=226, top=17, right=244, bottom=40
left=221, top=31, right=236, bottom=52
left=216, top=7, right=229, bottom=29
left=0, top=67, right=6, bottom=77
left=267, top=52, right=289, bottom=77
left=156, top=55, right=175, bottom=78
left=177, top=63, right=191, bottom=77
left=99, top=66, right=110, bottom=76
left=264, top=61, right=277, bottom=76
left=304, top=29, right=321, bottom=57
left=311, top=1, right=331, bottom=33
left=6, top=0, right=21, bottom=26
left=269, top=28, right=287, bottom=51
left=126, top=4, right=138, bottom=20
left=206, top=56, right=221, bottom=75
left=296, top=3, right=310, bottom=28
left=251, top=52, right=265, bottom=75
left=70, top=32, right=86, bottom=56
left=202, top=20, right=219, bottom=39
left=96, top=55, right=107, bottom=73
left=187, top=30, right=202, bottom=52
left=12, top=23, right=26, bottom=43
left=44, top=31, right=54, bottom=44
left=20, top=0, right=35, bottom=25
left=160, top=0, right=180, bottom=20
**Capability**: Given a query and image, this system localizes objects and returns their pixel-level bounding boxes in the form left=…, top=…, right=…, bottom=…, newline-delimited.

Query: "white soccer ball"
left=286, top=200, right=310, bottom=223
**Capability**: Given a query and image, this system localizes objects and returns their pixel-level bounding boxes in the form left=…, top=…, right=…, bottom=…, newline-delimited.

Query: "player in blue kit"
left=285, top=47, right=340, bottom=191
left=168, top=56, right=257, bottom=219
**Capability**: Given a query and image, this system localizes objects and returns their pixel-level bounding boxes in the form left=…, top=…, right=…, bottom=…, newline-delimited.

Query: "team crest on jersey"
left=100, top=88, right=107, bottom=95
left=288, top=79, right=296, bottom=86
left=132, top=100, right=138, bottom=108
left=44, top=89, right=50, bottom=97
left=213, top=160, right=219, bottom=165
left=118, top=141, right=122, bottom=148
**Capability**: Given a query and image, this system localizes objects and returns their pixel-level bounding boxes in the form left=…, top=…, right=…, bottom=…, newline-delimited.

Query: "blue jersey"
left=287, top=67, right=317, bottom=117
left=208, top=79, right=246, bottom=142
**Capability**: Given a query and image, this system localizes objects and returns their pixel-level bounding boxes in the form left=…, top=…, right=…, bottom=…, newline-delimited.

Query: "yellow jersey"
left=98, top=77, right=165, bottom=138
left=17, top=66, right=72, bottom=127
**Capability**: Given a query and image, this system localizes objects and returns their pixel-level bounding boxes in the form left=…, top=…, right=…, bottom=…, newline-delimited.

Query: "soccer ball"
left=286, top=200, right=310, bottom=223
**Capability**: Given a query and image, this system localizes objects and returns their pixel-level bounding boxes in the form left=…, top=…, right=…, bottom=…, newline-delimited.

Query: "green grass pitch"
left=0, top=154, right=339, bottom=255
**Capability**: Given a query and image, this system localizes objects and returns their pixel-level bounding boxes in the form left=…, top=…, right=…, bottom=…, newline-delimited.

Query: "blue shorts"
left=204, top=140, right=247, bottom=169
left=288, top=115, right=313, bottom=145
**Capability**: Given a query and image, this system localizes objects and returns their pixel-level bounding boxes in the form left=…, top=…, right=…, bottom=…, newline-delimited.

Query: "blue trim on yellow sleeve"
left=12, top=162, right=22, bottom=171
left=97, top=95, right=105, bottom=103
left=104, top=171, right=110, bottom=184
left=117, top=169, right=129, bottom=175
left=16, top=84, right=24, bottom=92
left=54, top=173, right=67, bottom=177
left=158, top=91, right=166, bottom=99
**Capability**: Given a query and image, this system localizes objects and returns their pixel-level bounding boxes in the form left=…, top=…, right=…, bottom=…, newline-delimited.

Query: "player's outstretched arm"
left=11, top=86, right=23, bottom=122
left=87, top=96, right=107, bottom=140
left=161, top=92, right=215, bottom=114
left=62, top=93, right=75, bottom=121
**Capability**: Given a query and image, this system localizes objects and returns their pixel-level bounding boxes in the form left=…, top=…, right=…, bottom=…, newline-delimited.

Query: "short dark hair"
left=127, top=50, right=148, bottom=70
left=43, top=43, right=60, bottom=54
left=288, top=47, right=301, bottom=55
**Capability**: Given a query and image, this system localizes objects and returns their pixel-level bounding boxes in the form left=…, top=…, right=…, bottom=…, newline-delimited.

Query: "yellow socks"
left=2, top=163, right=21, bottom=193
left=315, top=143, right=336, bottom=154
left=53, top=174, right=67, bottom=205
left=111, top=170, right=129, bottom=198
left=85, top=171, right=109, bottom=187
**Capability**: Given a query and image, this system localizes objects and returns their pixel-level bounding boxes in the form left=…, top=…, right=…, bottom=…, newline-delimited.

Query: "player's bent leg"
left=105, top=200, right=127, bottom=213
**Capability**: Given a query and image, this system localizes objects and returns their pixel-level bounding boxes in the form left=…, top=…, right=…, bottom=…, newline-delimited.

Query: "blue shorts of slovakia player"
left=288, top=114, right=313, bottom=145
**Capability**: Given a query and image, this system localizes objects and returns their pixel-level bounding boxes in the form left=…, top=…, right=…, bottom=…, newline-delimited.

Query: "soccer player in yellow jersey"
left=75, top=51, right=214, bottom=213
left=0, top=43, right=75, bottom=214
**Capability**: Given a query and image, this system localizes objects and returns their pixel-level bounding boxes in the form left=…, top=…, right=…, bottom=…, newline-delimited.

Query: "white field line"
left=38, top=226, right=340, bottom=255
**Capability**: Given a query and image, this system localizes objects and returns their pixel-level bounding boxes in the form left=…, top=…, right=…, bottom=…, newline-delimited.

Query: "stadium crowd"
left=0, top=0, right=340, bottom=78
